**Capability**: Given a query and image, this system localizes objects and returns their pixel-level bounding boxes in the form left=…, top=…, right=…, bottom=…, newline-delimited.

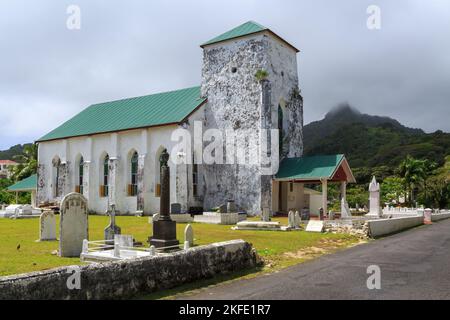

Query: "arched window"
left=278, top=105, right=284, bottom=157
left=78, top=156, right=84, bottom=194
left=100, top=154, right=109, bottom=197
left=129, top=151, right=138, bottom=196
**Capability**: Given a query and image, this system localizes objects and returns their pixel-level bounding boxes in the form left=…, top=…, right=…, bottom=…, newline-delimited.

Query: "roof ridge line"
left=89, top=85, right=201, bottom=107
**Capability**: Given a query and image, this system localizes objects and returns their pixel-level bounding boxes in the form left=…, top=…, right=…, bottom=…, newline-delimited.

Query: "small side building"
left=7, top=174, right=37, bottom=206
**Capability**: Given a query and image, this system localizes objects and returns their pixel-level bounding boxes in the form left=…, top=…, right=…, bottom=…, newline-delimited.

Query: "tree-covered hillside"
left=0, top=144, right=30, bottom=160
left=304, top=105, right=450, bottom=170
left=304, top=105, right=450, bottom=208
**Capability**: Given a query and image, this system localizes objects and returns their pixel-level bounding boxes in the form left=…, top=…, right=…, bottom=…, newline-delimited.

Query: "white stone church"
left=35, top=21, right=355, bottom=216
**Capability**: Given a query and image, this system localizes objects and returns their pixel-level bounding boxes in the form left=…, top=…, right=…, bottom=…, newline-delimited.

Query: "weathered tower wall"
left=200, top=32, right=303, bottom=214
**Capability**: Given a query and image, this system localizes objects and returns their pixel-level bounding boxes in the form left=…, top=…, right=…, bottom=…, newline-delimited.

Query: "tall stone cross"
left=104, top=204, right=121, bottom=241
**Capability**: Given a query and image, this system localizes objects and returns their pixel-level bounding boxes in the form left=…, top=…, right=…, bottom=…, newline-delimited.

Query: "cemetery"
left=0, top=148, right=448, bottom=299
left=0, top=20, right=448, bottom=300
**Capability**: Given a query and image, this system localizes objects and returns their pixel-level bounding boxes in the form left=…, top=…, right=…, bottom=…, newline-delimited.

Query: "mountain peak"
left=325, top=103, right=360, bottom=119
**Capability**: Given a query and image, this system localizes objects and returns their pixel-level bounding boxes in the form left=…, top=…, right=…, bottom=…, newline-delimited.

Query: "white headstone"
left=367, top=176, right=381, bottom=217
left=39, top=210, right=56, bottom=241
left=59, top=193, right=88, bottom=257
left=305, top=220, right=324, bottom=232
left=341, top=198, right=352, bottom=219
left=184, top=224, right=194, bottom=246
left=294, top=211, right=300, bottom=228
left=288, top=211, right=295, bottom=228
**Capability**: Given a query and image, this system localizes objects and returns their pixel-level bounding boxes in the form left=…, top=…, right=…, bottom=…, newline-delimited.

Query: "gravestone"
left=149, top=149, right=179, bottom=248
left=227, top=200, right=236, bottom=213
left=288, top=211, right=295, bottom=228
left=218, top=204, right=227, bottom=213
left=39, top=210, right=56, bottom=241
left=294, top=211, right=300, bottom=228
left=59, top=193, right=88, bottom=257
left=184, top=224, right=194, bottom=247
left=104, top=204, right=121, bottom=241
left=114, top=234, right=133, bottom=248
left=305, top=220, right=324, bottom=233
left=171, top=203, right=182, bottom=214
left=301, top=208, right=310, bottom=221
left=262, top=207, right=271, bottom=222
left=341, top=198, right=352, bottom=219
left=367, top=176, right=381, bottom=217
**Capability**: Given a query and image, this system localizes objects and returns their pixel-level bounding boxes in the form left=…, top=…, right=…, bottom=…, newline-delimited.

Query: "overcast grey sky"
left=0, top=0, right=449, bottom=150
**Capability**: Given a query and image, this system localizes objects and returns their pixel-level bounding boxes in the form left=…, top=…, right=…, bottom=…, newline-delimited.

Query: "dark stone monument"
left=170, top=203, right=181, bottom=214
left=218, top=204, right=227, bottom=213
left=226, top=199, right=236, bottom=213
left=149, top=149, right=179, bottom=248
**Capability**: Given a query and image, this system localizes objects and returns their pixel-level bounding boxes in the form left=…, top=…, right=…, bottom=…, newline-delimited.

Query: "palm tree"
left=397, top=155, right=428, bottom=206
left=10, top=144, right=38, bottom=182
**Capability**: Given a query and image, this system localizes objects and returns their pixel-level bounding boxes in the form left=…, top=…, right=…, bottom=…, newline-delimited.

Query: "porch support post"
left=31, top=190, right=36, bottom=207
left=321, top=178, right=328, bottom=217
left=15, top=192, right=18, bottom=204
left=340, top=181, right=347, bottom=204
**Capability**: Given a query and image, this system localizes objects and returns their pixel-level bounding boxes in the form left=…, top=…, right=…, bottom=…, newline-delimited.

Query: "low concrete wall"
left=0, top=240, right=257, bottom=300
left=368, top=216, right=424, bottom=238
left=431, top=213, right=450, bottom=222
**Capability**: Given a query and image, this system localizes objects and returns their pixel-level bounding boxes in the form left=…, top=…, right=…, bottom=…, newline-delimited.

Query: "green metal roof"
left=37, top=86, right=206, bottom=142
left=201, top=21, right=299, bottom=52
left=276, top=155, right=345, bottom=181
left=201, top=21, right=267, bottom=47
left=7, top=174, right=37, bottom=192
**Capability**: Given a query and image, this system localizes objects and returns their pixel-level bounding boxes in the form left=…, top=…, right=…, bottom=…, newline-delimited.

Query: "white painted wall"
left=37, top=106, right=205, bottom=214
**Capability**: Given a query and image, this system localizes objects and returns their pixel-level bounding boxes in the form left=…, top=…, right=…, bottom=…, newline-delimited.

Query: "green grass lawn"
left=0, top=216, right=363, bottom=278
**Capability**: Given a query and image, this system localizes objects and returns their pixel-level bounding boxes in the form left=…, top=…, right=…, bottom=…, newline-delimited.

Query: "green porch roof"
left=201, top=21, right=299, bottom=52
left=276, top=155, right=346, bottom=181
left=37, top=86, right=206, bottom=142
left=7, top=174, right=37, bottom=192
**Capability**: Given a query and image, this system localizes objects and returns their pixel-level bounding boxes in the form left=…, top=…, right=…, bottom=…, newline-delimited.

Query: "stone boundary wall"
left=367, top=216, right=424, bottom=238
left=0, top=240, right=258, bottom=300
left=431, top=213, right=450, bottom=222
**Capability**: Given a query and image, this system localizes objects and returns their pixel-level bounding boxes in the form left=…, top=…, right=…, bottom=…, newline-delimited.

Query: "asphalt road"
left=178, top=218, right=450, bottom=300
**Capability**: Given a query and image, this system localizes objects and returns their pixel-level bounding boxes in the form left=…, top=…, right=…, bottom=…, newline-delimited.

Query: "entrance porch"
left=272, top=154, right=356, bottom=218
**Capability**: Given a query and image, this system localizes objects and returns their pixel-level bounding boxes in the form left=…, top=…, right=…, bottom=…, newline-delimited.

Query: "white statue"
left=367, top=176, right=381, bottom=217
